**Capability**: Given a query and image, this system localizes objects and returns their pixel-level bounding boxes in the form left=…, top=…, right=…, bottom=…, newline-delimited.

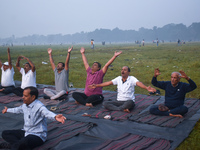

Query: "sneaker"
left=55, top=94, right=68, bottom=100
left=156, top=90, right=161, bottom=96
left=0, top=142, right=11, bottom=149
left=148, top=92, right=155, bottom=96
left=43, top=95, right=50, bottom=99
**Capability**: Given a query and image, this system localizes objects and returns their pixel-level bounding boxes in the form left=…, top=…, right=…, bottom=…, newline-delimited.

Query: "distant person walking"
left=0, top=48, right=15, bottom=94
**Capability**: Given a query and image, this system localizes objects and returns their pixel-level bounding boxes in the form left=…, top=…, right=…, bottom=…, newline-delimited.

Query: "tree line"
left=1, top=22, right=200, bottom=45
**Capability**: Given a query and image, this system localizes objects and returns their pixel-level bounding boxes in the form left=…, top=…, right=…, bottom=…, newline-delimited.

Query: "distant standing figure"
left=142, top=39, right=145, bottom=46
left=44, top=47, right=73, bottom=100
left=13, top=56, right=36, bottom=96
left=0, top=48, right=15, bottom=94
left=72, top=47, right=122, bottom=107
left=91, top=39, right=94, bottom=49
left=149, top=68, right=197, bottom=118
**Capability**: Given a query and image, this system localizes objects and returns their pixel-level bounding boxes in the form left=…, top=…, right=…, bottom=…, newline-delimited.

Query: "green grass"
left=0, top=42, right=200, bottom=149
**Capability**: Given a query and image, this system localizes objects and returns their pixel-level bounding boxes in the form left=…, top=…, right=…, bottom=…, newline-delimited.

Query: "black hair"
left=24, top=86, right=38, bottom=99
left=25, top=62, right=31, bottom=68
left=127, top=67, right=131, bottom=72
left=58, top=62, right=65, bottom=67
left=93, top=62, right=101, bottom=70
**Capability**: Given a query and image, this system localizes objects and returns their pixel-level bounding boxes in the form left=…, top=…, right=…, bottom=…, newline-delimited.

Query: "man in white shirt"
left=13, top=56, right=36, bottom=96
left=0, top=48, right=15, bottom=94
left=89, top=66, right=156, bottom=112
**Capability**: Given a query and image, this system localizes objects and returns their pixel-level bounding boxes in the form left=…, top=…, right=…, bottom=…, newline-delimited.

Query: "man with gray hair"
left=149, top=68, right=197, bottom=118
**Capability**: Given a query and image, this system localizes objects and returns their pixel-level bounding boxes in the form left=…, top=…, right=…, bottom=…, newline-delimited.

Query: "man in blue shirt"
left=149, top=68, right=197, bottom=118
left=1, top=86, right=66, bottom=149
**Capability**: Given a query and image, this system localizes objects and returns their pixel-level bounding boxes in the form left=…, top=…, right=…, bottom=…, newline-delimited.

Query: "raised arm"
left=65, top=46, right=73, bottom=70
left=16, top=56, right=23, bottom=71
left=80, top=47, right=89, bottom=70
left=47, top=48, right=56, bottom=71
left=136, top=81, right=156, bottom=93
left=179, top=70, right=197, bottom=91
left=22, top=56, right=35, bottom=72
left=7, top=48, right=12, bottom=69
left=102, top=51, right=122, bottom=74
left=154, top=68, right=161, bottom=77
left=88, top=81, right=113, bottom=89
left=0, top=57, right=2, bottom=68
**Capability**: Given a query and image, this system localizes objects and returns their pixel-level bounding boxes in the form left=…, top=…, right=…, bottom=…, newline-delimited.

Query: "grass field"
left=0, top=42, right=200, bottom=149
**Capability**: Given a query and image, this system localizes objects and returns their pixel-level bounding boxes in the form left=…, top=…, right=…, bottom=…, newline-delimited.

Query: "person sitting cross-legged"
left=89, top=66, right=156, bottom=112
left=149, top=68, right=197, bottom=118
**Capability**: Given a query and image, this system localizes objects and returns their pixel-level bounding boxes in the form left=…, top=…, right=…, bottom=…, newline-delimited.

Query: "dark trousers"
left=0, top=85, right=15, bottom=94
left=149, top=105, right=188, bottom=116
left=2, top=129, right=44, bottom=150
left=103, top=100, right=135, bottom=111
left=72, top=92, right=104, bottom=106
left=13, top=87, right=24, bottom=97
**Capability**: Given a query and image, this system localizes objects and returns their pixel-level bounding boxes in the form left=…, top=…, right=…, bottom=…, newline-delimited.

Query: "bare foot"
left=123, top=109, right=130, bottom=113
left=169, top=113, right=183, bottom=118
left=85, top=103, right=93, bottom=107
left=75, top=101, right=80, bottom=104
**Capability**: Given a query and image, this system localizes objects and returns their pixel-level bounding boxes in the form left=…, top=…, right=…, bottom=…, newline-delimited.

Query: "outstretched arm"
left=136, top=81, right=156, bottom=93
left=102, top=51, right=122, bottom=74
left=88, top=81, right=113, bottom=89
left=47, top=48, right=56, bottom=71
left=55, top=114, right=66, bottom=124
left=7, top=48, right=12, bottom=69
left=0, top=57, right=2, bottom=68
left=80, top=47, right=89, bottom=70
left=65, top=46, right=73, bottom=70
left=21, top=56, right=35, bottom=72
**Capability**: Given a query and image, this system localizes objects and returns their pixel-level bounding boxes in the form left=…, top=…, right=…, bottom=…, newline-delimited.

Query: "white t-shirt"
left=1, top=66, right=15, bottom=87
left=112, top=76, right=139, bottom=102
left=20, top=68, right=36, bottom=89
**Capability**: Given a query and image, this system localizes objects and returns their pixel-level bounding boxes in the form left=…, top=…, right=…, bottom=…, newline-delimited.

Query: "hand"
left=18, top=56, right=24, bottom=61
left=55, top=114, right=66, bottom=124
left=179, top=70, right=189, bottom=80
left=88, top=84, right=96, bottom=89
left=68, top=46, right=73, bottom=53
left=147, top=86, right=156, bottom=93
left=7, top=47, right=10, bottom=53
left=114, top=51, right=122, bottom=57
left=80, top=47, right=85, bottom=54
left=154, top=68, right=161, bottom=77
left=47, top=48, right=52, bottom=55
left=2, top=106, right=8, bottom=114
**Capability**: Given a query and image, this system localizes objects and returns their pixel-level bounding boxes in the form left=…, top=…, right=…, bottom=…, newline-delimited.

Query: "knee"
left=2, top=130, right=9, bottom=139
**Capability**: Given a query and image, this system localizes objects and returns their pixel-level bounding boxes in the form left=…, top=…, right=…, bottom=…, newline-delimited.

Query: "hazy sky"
left=0, top=0, right=199, bottom=38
